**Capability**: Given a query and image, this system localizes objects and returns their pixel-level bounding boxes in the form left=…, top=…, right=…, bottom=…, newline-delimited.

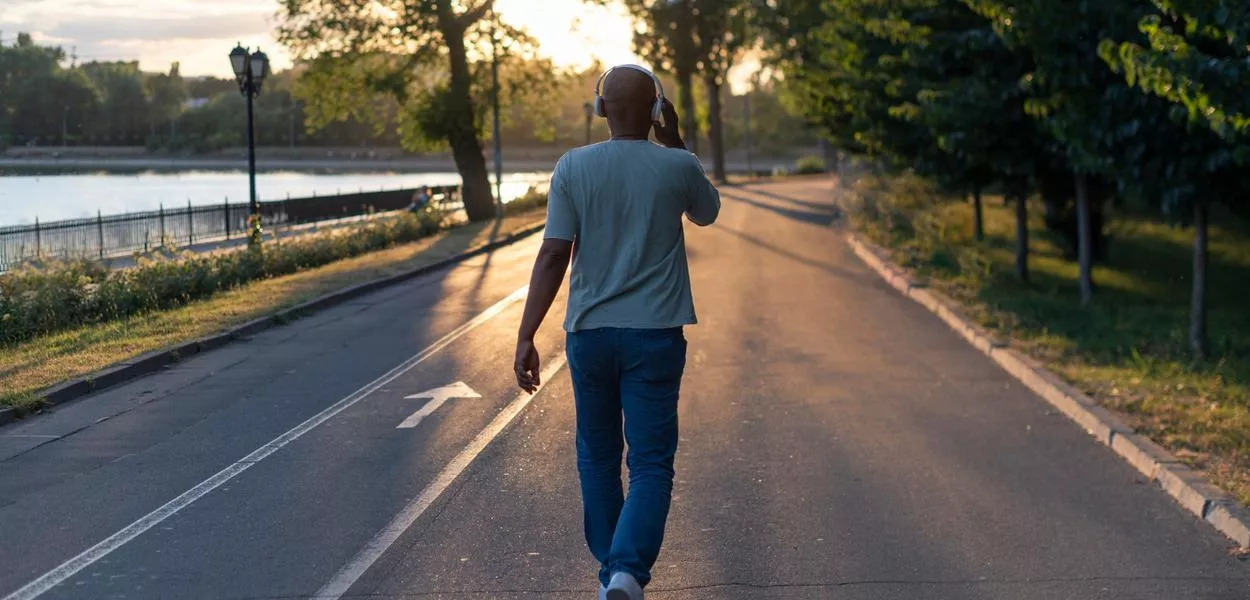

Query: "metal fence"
left=0, top=185, right=459, bottom=272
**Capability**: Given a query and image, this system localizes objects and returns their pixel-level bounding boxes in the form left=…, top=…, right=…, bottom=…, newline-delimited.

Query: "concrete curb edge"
left=3, top=221, right=547, bottom=427
left=845, top=232, right=1250, bottom=549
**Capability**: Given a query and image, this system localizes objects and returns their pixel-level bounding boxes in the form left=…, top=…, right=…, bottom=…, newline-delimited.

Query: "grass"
left=0, top=211, right=545, bottom=412
left=845, top=173, right=1250, bottom=504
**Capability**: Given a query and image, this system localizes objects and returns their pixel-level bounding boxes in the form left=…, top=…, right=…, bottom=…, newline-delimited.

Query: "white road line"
left=315, top=355, right=568, bottom=600
left=1, top=285, right=530, bottom=600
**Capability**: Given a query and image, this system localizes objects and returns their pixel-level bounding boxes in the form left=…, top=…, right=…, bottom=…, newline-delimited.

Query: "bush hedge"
left=0, top=208, right=449, bottom=346
left=504, top=185, right=550, bottom=215
left=795, top=155, right=828, bottom=175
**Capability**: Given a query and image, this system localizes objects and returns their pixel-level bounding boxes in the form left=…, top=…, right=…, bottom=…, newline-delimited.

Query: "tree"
left=0, top=33, right=97, bottom=147
left=893, top=2, right=1041, bottom=254
left=965, top=0, right=1171, bottom=305
left=185, top=76, right=237, bottom=100
left=80, top=61, right=150, bottom=145
left=146, top=63, right=188, bottom=142
left=1100, top=0, right=1250, bottom=356
left=769, top=0, right=1044, bottom=280
left=691, top=0, right=751, bottom=182
left=751, top=0, right=842, bottom=152
left=1104, top=1, right=1250, bottom=153
left=279, top=0, right=514, bottom=221
left=722, top=81, right=820, bottom=157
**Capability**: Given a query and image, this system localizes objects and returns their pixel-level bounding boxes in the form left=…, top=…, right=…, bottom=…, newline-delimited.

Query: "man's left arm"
left=515, top=239, right=572, bottom=393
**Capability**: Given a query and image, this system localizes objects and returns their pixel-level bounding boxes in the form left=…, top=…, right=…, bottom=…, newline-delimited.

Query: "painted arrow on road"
left=396, top=382, right=482, bottom=429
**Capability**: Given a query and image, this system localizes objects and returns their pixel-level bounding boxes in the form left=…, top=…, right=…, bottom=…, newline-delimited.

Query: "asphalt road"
left=1, top=178, right=1247, bottom=599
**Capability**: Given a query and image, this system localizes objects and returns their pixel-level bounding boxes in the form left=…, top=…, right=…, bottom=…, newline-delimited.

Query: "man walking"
left=514, top=64, right=720, bottom=599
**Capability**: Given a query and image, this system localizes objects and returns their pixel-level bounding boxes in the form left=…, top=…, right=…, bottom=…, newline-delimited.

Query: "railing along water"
left=0, top=186, right=460, bottom=272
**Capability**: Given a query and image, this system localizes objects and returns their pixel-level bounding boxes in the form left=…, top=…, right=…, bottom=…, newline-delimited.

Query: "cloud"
left=47, top=13, right=272, bottom=43
left=0, top=0, right=284, bottom=75
left=0, top=0, right=645, bottom=77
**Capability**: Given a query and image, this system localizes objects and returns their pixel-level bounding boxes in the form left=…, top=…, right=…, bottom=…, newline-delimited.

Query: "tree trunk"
left=1075, top=173, right=1094, bottom=306
left=1013, top=182, right=1029, bottom=282
left=704, top=74, right=726, bottom=183
left=676, top=68, right=699, bottom=155
left=1190, top=201, right=1209, bottom=359
left=972, top=185, right=984, bottom=242
left=444, top=23, right=495, bottom=222
left=821, top=138, right=837, bottom=171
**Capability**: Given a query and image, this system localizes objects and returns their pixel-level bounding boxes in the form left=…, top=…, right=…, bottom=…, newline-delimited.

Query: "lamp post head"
left=229, top=44, right=248, bottom=85
left=249, top=49, right=270, bottom=94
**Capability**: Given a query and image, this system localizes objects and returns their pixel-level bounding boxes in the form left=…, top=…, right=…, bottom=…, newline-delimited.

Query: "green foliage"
left=721, top=81, right=820, bottom=156
left=1, top=32, right=807, bottom=154
left=957, top=0, right=1250, bottom=219
left=794, top=156, right=826, bottom=174
left=0, top=35, right=92, bottom=146
left=277, top=1, right=555, bottom=155
left=276, top=0, right=555, bottom=221
left=1101, top=1, right=1250, bottom=151
left=0, top=210, right=444, bottom=346
left=502, top=187, right=548, bottom=216
left=772, top=0, right=1044, bottom=197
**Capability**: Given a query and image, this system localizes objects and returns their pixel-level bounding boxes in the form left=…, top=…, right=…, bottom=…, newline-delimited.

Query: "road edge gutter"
left=0, top=221, right=546, bottom=428
left=845, top=231, right=1250, bottom=549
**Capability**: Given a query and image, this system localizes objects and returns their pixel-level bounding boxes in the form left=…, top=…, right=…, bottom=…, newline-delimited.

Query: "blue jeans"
left=566, top=327, right=686, bottom=588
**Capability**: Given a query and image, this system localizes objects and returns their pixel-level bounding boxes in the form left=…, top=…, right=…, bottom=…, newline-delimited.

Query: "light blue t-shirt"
left=545, top=140, right=721, bottom=332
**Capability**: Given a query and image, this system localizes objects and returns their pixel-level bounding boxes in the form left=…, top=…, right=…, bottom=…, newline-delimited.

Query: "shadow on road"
left=720, top=188, right=841, bottom=227
left=710, top=225, right=865, bottom=281
left=462, top=216, right=509, bottom=301
left=732, top=184, right=839, bottom=214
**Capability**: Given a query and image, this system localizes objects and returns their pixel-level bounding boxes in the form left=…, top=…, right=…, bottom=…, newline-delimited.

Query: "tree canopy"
left=760, top=0, right=1250, bottom=356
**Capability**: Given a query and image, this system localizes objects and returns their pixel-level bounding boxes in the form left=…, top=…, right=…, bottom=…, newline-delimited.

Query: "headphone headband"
left=594, top=64, right=666, bottom=100
left=593, top=64, right=666, bottom=123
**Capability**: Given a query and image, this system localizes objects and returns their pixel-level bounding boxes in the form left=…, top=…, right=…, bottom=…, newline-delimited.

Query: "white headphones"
left=593, top=64, right=666, bottom=124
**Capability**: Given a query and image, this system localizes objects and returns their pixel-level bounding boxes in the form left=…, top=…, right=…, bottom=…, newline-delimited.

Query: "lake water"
left=0, top=170, right=551, bottom=226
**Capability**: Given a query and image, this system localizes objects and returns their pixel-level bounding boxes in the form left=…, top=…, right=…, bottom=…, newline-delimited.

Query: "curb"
left=845, top=232, right=1250, bottom=549
left=0, top=221, right=547, bottom=428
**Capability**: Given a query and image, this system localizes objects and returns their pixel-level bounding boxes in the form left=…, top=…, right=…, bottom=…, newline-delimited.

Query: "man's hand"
left=653, top=99, right=686, bottom=150
left=514, top=239, right=571, bottom=394
left=514, top=338, right=541, bottom=394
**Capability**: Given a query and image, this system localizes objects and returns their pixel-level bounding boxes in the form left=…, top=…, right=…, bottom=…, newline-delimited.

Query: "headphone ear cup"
left=594, top=96, right=607, bottom=118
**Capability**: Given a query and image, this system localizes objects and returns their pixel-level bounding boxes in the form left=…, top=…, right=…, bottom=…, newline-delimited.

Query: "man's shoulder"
left=557, top=142, right=700, bottom=171
left=560, top=141, right=611, bottom=160
left=555, top=144, right=602, bottom=173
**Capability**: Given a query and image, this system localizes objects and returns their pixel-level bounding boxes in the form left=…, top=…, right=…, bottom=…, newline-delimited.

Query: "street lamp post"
left=583, top=102, right=593, bottom=146
left=229, top=43, right=270, bottom=246
left=743, top=93, right=753, bottom=176
left=490, top=21, right=504, bottom=213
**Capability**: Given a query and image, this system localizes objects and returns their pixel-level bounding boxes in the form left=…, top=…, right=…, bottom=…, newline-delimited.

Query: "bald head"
left=601, top=67, right=658, bottom=138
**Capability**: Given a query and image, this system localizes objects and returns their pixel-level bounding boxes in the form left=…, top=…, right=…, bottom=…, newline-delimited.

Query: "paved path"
left=0, top=179, right=1246, bottom=599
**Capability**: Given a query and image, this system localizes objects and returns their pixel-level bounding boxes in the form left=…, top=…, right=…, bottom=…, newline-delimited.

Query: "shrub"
left=0, top=208, right=445, bottom=346
left=795, top=155, right=828, bottom=175
left=504, top=187, right=549, bottom=216
left=839, top=170, right=990, bottom=279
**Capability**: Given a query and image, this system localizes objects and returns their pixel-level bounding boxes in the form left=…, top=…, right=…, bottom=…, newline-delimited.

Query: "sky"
left=0, top=0, right=643, bottom=76
left=0, top=0, right=761, bottom=93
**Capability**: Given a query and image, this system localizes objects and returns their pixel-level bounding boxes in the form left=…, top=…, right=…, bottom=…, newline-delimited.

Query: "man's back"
left=544, top=139, right=721, bottom=332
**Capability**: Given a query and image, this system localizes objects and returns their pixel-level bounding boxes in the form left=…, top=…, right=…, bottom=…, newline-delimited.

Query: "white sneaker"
left=597, top=583, right=608, bottom=600
left=605, top=572, right=643, bottom=600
